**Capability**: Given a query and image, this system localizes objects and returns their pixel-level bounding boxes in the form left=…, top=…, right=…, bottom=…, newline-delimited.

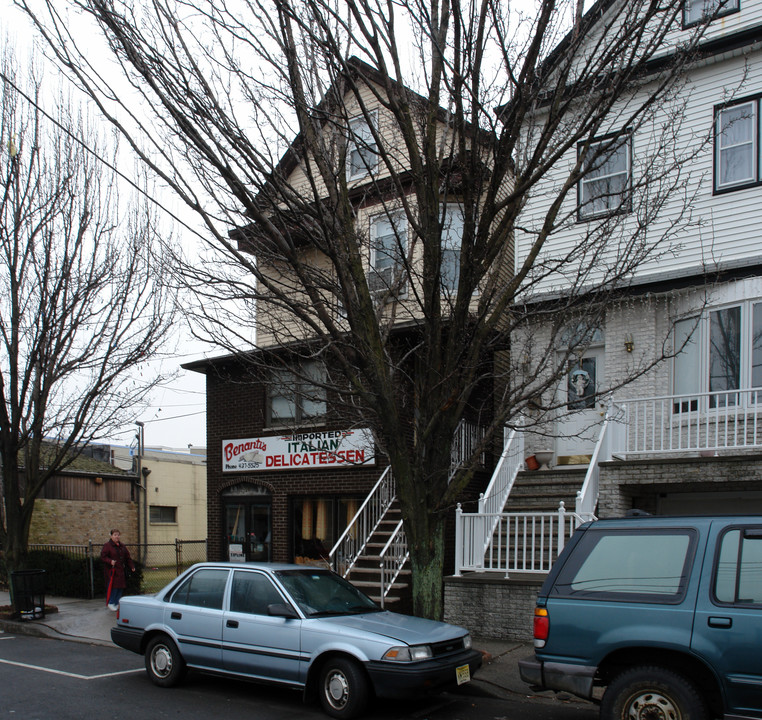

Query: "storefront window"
left=293, top=496, right=360, bottom=566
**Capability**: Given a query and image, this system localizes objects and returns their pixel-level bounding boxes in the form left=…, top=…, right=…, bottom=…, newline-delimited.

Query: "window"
left=149, top=505, right=177, bottom=524
left=684, top=0, right=739, bottom=27
left=347, top=113, right=378, bottom=180
left=369, top=212, right=407, bottom=295
left=170, top=568, right=229, bottom=609
left=441, top=206, right=464, bottom=294
left=578, top=133, right=632, bottom=220
left=267, top=360, right=326, bottom=427
left=715, top=99, right=759, bottom=192
left=714, top=527, right=762, bottom=605
left=230, top=571, right=284, bottom=615
left=673, top=301, right=762, bottom=408
left=293, top=496, right=360, bottom=565
left=553, top=529, right=696, bottom=602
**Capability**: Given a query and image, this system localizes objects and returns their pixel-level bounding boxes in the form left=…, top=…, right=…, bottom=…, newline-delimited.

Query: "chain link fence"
left=22, top=539, right=208, bottom=598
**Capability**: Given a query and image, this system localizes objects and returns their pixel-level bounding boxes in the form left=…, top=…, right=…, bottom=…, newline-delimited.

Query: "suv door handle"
left=226, top=620, right=239, bottom=628
left=708, top=616, right=732, bottom=628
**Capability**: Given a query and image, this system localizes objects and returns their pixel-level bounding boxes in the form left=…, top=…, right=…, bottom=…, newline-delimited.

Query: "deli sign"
left=222, top=429, right=375, bottom=473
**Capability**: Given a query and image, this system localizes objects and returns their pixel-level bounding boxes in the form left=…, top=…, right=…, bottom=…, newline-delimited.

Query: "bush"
left=18, top=550, right=143, bottom=599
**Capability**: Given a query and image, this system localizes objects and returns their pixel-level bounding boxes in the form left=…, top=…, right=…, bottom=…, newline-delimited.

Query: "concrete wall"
left=142, top=451, right=208, bottom=543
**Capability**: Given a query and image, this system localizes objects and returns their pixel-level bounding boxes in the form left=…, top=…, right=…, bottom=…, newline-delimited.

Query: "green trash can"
left=10, top=569, right=46, bottom=620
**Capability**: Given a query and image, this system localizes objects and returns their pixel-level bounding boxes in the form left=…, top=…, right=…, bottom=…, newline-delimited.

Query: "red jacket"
left=101, top=540, right=135, bottom=589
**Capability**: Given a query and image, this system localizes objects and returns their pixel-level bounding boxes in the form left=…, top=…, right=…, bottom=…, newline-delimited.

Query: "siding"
left=516, top=30, right=762, bottom=298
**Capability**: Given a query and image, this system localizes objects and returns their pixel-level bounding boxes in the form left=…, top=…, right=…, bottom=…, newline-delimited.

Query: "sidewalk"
left=0, top=590, right=577, bottom=703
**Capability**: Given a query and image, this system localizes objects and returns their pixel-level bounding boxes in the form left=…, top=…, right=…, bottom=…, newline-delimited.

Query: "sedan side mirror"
left=267, top=602, right=299, bottom=619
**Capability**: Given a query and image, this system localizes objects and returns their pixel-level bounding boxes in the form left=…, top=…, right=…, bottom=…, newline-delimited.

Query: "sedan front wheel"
left=318, top=657, right=369, bottom=719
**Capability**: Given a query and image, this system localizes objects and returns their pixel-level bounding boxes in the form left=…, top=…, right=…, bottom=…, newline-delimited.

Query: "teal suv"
left=519, top=514, right=762, bottom=720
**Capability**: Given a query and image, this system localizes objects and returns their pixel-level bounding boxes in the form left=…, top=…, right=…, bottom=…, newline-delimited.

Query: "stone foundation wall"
left=444, top=573, right=542, bottom=641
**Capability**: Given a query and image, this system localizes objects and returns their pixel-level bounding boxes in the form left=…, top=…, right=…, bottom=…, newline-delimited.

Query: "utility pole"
left=135, top=421, right=145, bottom=564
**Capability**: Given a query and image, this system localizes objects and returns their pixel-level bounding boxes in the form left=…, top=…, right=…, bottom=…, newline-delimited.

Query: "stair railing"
left=378, top=519, right=409, bottom=608
left=329, top=465, right=395, bottom=577
left=476, top=424, right=524, bottom=558
left=576, top=402, right=619, bottom=521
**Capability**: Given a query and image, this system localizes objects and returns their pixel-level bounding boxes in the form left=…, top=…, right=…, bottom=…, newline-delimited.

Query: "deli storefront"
left=221, top=429, right=377, bottom=565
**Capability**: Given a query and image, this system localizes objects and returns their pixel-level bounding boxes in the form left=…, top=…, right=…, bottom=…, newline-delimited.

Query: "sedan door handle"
left=171, top=611, right=182, bottom=620
left=226, top=620, right=239, bottom=629
left=708, top=616, right=732, bottom=628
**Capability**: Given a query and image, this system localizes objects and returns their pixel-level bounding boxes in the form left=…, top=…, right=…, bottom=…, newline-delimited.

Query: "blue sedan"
left=111, top=562, right=482, bottom=719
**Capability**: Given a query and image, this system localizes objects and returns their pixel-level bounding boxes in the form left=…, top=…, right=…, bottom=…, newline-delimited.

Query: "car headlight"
left=382, top=644, right=433, bottom=662
left=463, top=633, right=472, bottom=650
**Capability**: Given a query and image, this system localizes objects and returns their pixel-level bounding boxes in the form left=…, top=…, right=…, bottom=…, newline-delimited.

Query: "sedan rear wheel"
left=319, top=657, right=368, bottom=719
left=145, top=635, right=185, bottom=687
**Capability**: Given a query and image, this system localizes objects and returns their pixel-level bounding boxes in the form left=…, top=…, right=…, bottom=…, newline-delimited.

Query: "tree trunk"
left=409, top=515, right=446, bottom=620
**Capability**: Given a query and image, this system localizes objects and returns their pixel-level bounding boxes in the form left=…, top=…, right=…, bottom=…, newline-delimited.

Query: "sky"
left=3, top=7, right=212, bottom=453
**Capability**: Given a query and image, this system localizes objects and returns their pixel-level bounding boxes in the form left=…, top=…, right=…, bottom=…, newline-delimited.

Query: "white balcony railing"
left=455, top=503, right=585, bottom=576
left=613, top=389, right=762, bottom=456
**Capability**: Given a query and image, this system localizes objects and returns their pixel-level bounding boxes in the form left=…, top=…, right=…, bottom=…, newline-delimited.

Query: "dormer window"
left=347, top=112, right=378, bottom=180
left=683, top=0, right=739, bottom=28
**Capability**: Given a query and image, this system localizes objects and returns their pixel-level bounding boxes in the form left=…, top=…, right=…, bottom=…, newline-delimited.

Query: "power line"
left=0, top=68, right=210, bottom=244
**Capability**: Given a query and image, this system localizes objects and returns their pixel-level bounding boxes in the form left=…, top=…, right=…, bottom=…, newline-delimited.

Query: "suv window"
left=552, top=528, right=696, bottom=602
left=714, top=526, right=762, bottom=605
left=170, top=568, right=229, bottom=609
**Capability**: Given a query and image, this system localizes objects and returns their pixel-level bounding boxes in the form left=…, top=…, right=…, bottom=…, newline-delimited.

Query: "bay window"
left=673, top=301, right=762, bottom=409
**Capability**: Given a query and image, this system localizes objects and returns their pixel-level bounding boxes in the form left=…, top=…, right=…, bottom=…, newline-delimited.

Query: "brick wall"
left=598, top=455, right=762, bottom=517
left=29, top=498, right=138, bottom=546
left=205, top=364, right=384, bottom=562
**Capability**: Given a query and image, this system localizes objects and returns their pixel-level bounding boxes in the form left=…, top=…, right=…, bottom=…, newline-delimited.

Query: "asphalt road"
left=0, top=632, right=598, bottom=720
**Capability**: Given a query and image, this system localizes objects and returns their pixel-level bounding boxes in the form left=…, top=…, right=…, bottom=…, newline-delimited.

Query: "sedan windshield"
left=275, top=569, right=381, bottom=617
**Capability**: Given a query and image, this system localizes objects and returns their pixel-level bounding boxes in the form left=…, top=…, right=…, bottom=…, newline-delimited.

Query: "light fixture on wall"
left=624, top=333, right=634, bottom=353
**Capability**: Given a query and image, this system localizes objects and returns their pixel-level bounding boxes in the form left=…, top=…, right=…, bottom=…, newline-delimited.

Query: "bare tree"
left=0, top=46, right=175, bottom=584
left=19, top=0, right=720, bottom=617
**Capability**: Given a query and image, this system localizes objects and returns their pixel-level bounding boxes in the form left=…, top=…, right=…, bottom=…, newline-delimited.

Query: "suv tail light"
left=533, top=607, right=549, bottom=648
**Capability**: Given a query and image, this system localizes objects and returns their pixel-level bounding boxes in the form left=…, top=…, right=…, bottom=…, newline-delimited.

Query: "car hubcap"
left=325, top=670, right=349, bottom=708
left=152, top=646, right=173, bottom=677
left=626, top=691, right=679, bottom=720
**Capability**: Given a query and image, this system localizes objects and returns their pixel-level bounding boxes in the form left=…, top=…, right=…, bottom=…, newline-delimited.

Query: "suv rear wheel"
left=601, top=666, right=709, bottom=720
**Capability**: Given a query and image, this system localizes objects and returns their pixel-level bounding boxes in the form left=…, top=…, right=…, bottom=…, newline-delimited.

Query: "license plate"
left=456, top=663, right=470, bottom=685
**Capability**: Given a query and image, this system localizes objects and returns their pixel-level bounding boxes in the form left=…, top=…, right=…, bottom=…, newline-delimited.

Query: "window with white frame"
left=347, top=112, right=378, bottom=180
left=673, top=301, right=762, bottom=409
left=715, top=98, right=759, bottom=192
left=267, top=360, right=327, bottom=427
left=683, top=0, right=739, bottom=28
left=578, top=133, right=632, bottom=220
left=369, top=211, right=407, bottom=295
left=441, top=206, right=464, bottom=294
